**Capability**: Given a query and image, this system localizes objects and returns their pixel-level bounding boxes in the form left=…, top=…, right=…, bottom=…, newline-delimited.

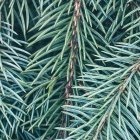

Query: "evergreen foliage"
left=1, top=0, right=140, bottom=140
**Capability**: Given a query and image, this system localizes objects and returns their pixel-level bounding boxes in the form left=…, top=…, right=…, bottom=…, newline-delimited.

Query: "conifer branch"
left=93, top=57, right=140, bottom=140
